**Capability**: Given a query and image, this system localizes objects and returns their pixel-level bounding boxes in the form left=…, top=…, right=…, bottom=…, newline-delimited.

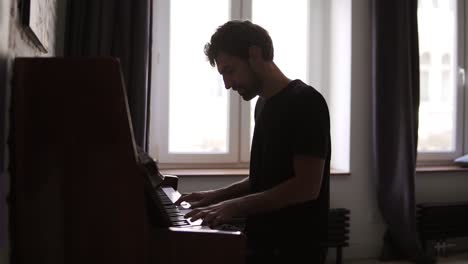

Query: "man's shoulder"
left=288, top=80, right=322, bottom=99
left=288, top=80, right=328, bottom=108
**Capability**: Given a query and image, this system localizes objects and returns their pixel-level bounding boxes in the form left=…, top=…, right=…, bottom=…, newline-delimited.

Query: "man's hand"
left=184, top=198, right=244, bottom=228
left=174, top=190, right=220, bottom=208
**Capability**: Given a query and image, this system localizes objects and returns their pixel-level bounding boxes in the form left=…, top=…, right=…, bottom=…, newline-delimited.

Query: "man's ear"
left=248, top=46, right=262, bottom=63
left=248, top=46, right=263, bottom=72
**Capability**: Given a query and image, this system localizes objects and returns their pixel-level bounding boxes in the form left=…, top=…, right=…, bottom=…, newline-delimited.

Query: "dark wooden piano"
left=10, top=57, right=246, bottom=264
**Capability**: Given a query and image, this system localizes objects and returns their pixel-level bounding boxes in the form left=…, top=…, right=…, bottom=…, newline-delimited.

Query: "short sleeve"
left=292, top=90, right=330, bottom=158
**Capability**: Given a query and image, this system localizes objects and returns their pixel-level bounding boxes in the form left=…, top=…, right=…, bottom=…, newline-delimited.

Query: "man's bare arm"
left=215, top=176, right=251, bottom=201
left=175, top=176, right=250, bottom=207
left=185, top=155, right=325, bottom=224
left=238, top=155, right=324, bottom=215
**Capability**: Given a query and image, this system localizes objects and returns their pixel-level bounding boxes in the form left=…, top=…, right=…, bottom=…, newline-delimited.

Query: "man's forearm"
left=238, top=174, right=321, bottom=216
left=215, top=177, right=250, bottom=201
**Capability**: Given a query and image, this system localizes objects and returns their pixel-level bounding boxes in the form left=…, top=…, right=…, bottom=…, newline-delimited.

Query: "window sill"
left=160, top=165, right=467, bottom=177
left=416, top=165, right=468, bottom=173
left=160, top=168, right=350, bottom=177
left=161, top=168, right=249, bottom=177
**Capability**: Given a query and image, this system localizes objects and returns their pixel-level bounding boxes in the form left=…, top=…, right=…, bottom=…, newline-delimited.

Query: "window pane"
left=251, top=0, right=308, bottom=82
left=250, top=96, right=258, bottom=147
left=417, top=0, right=457, bottom=152
left=251, top=0, right=308, bottom=144
left=169, top=0, right=229, bottom=153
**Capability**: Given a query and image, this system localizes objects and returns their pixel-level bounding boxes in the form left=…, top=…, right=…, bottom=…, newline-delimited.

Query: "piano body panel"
left=12, top=57, right=150, bottom=264
left=11, top=57, right=246, bottom=264
left=150, top=227, right=246, bottom=264
left=150, top=176, right=247, bottom=264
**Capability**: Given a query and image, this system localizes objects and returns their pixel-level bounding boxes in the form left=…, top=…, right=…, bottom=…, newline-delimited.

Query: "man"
left=176, top=20, right=331, bottom=264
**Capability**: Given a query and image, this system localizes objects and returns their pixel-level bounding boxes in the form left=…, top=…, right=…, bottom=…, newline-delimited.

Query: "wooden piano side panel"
left=12, top=57, right=150, bottom=264
left=150, top=227, right=247, bottom=264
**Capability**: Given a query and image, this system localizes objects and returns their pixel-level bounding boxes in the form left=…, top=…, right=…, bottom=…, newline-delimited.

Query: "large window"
left=417, top=0, right=467, bottom=163
left=150, top=0, right=351, bottom=170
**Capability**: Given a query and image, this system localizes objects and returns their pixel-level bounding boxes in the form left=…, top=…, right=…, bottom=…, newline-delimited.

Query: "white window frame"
left=417, top=0, right=467, bottom=164
left=149, top=0, right=351, bottom=171
left=150, top=0, right=251, bottom=166
left=465, top=1, right=468, bottom=158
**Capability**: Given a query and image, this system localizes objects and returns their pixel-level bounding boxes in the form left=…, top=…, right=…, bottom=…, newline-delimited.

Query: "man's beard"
left=240, top=88, right=258, bottom=101
left=241, top=70, right=262, bottom=101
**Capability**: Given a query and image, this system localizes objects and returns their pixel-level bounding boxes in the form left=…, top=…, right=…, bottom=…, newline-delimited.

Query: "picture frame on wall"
left=21, top=0, right=50, bottom=53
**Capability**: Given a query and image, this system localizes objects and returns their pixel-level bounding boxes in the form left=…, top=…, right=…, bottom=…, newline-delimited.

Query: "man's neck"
left=259, top=63, right=291, bottom=99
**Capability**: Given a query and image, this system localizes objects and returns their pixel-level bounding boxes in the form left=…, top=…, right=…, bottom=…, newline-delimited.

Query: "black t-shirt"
left=246, top=79, right=331, bottom=250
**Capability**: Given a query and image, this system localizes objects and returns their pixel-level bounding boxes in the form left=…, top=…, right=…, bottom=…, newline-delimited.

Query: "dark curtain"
left=65, top=0, right=152, bottom=148
left=371, top=0, right=434, bottom=263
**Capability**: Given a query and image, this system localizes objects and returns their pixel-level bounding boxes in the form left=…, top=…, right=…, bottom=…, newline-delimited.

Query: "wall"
left=176, top=0, right=468, bottom=262
left=0, top=0, right=12, bottom=262
left=0, top=0, right=66, bottom=262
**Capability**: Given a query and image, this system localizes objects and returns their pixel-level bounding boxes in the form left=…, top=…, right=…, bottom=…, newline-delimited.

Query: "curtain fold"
left=65, top=0, right=152, bottom=148
left=371, top=0, right=434, bottom=263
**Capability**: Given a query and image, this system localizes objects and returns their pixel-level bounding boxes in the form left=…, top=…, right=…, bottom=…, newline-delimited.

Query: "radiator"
left=326, top=208, right=350, bottom=264
left=417, top=202, right=468, bottom=257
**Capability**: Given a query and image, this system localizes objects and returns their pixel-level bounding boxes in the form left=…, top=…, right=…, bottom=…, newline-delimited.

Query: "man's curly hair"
left=204, top=20, right=274, bottom=67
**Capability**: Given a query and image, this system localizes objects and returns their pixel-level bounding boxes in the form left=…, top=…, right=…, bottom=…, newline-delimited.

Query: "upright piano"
left=11, top=57, right=246, bottom=264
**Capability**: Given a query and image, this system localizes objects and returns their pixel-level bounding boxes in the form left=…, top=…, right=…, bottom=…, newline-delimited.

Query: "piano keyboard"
left=155, top=187, right=199, bottom=227
left=155, top=186, right=244, bottom=232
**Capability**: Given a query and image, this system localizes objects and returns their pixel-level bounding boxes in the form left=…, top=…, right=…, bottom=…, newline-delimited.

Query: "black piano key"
left=161, top=200, right=173, bottom=205
left=167, top=211, right=184, bottom=216
left=172, top=220, right=190, bottom=226
left=165, top=208, right=181, bottom=214
left=170, top=216, right=187, bottom=222
left=164, top=205, right=177, bottom=209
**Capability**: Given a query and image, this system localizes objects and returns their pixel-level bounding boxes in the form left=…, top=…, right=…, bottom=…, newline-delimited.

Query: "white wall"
left=0, top=0, right=12, bottom=261
left=176, top=0, right=468, bottom=262
left=0, top=0, right=67, bottom=262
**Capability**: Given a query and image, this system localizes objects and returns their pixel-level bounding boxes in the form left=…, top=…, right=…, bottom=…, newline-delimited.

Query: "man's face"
left=215, top=52, right=261, bottom=101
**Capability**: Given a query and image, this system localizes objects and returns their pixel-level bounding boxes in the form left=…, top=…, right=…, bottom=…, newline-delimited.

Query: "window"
left=417, top=0, right=467, bottom=162
left=420, top=52, right=431, bottom=102
left=150, top=0, right=351, bottom=171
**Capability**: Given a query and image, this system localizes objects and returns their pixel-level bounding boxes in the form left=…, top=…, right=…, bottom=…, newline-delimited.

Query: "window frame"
left=464, top=0, right=468, bottom=159
left=150, top=0, right=253, bottom=166
left=416, top=0, right=467, bottom=165
left=149, top=0, right=351, bottom=171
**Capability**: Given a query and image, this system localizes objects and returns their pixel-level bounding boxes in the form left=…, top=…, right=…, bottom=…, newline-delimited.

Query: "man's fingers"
left=174, top=198, right=182, bottom=205
left=202, top=211, right=217, bottom=225
left=210, top=215, right=224, bottom=228
left=174, top=194, right=189, bottom=205
left=190, top=197, right=214, bottom=208
left=189, top=200, right=204, bottom=208
left=175, top=193, right=198, bottom=205
left=179, top=201, right=191, bottom=209
left=184, top=208, right=199, bottom=219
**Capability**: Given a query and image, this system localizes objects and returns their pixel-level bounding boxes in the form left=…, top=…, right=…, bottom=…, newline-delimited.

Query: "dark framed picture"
left=21, top=0, right=50, bottom=53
